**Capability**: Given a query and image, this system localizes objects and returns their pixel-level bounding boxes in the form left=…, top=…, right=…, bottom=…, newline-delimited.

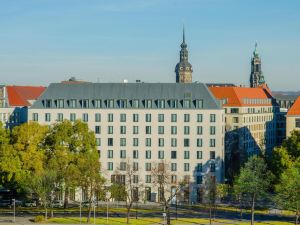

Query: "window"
left=107, top=162, right=113, bottom=171
left=196, top=176, right=202, bottom=184
left=145, top=150, right=151, bottom=159
left=120, top=162, right=126, bottom=171
left=170, top=100, right=178, bottom=108
left=96, top=138, right=101, bottom=146
left=145, top=138, right=151, bottom=147
left=233, top=117, right=239, bottom=123
left=45, top=113, right=51, bottom=122
left=133, top=126, right=139, bottom=134
left=210, top=139, right=216, bottom=147
left=108, top=113, right=113, bottom=122
left=120, top=113, right=126, bottom=122
left=171, top=126, right=177, bottom=135
left=108, top=150, right=113, bottom=158
left=197, top=126, right=203, bottom=135
left=120, top=126, right=126, bottom=134
left=95, top=113, right=101, bottom=122
left=132, top=100, right=139, bottom=108
left=118, top=99, right=127, bottom=108
left=197, top=151, right=203, bottom=159
left=171, top=114, right=177, bottom=122
left=171, top=151, right=177, bottom=159
left=57, top=99, right=64, bottom=108
left=184, top=151, right=190, bottom=159
left=157, top=100, right=165, bottom=108
left=158, top=126, right=164, bottom=134
left=195, top=100, right=203, bottom=109
left=145, top=175, right=151, bottom=183
left=197, top=114, right=203, bottom=122
left=145, top=100, right=152, bottom=108
left=108, top=126, right=113, bottom=134
left=133, top=175, right=139, bottom=183
left=184, top=114, right=190, bottom=122
left=81, top=99, right=89, bottom=108
left=95, top=126, right=101, bottom=134
left=145, top=163, right=151, bottom=171
left=69, top=99, right=77, bottom=108
left=296, top=119, right=300, bottom=128
left=210, top=151, right=216, bottom=159
left=70, top=113, right=76, bottom=122
left=45, top=99, right=52, bottom=108
left=196, top=163, right=202, bottom=172
left=197, top=138, right=203, bottom=147
left=94, top=99, right=101, bottom=108
left=158, top=150, right=164, bottom=159
left=231, top=108, right=239, bottom=113
left=184, top=126, right=190, bottom=135
left=210, top=163, right=216, bottom=172
left=82, top=113, right=88, bottom=122
left=32, top=113, right=38, bottom=121
left=133, top=114, right=139, bottom=122
left=146, top=126, right=151, bottom=134
left=133, top=162, right=139, bottom=171
left=57, top=113, right=63, bottom=121
left=210, top=114, right=216, bottom=122
left=171, top=163, right=177, bottom=171
left=210, top=126, right=216, bottom=135
left=108, top=138, right=113, bottom=146
left=184, top=138, right=190, bottom=147
left=120, top=138, right=126, bottom=146
left=171, top=175, right=177, bottom=184
left=183, top=100, right=191, bottom=108
left=106, top=99, right=114, bottom=108
left=158, top=114, right=164, bottom=122
left=184, top=163, right=190, bottom=172
left=171, top=138, right=177, bottom=147
left=133, top=138, right=139, bottom=146
left=145, top=114, right=151, bottom=122
left=132, top=150, right=138, bottom=159
left=120, top=150, right=126, bottom=158
left=158, top=138, right=164, bottom=147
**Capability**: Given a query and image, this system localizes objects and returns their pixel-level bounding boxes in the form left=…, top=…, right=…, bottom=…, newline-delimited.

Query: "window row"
left=42, top=99, right=205, bottom=109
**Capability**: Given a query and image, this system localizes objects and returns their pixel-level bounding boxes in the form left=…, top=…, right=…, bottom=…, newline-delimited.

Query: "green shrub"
left=34, top=215, right=45, bottom=223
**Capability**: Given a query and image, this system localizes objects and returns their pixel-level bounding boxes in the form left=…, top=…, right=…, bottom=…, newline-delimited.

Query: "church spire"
left=250, top=43, right=266, bottom=88
left=175, top=26, right=193, bottom=83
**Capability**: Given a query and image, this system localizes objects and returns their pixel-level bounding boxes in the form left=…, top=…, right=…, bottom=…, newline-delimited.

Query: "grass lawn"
left=45, top=217, right=161, bottom=225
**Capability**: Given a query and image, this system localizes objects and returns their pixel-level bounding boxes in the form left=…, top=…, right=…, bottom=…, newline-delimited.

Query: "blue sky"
left=0, top=0, right=299, bottom=91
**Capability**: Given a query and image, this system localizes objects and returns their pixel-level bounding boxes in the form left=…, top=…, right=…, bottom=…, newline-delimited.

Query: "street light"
left=79, top=200, right=82, bottom=225
left=106, top=192, right=111, bottom=225
left=12, top=198, right=15, bottom=223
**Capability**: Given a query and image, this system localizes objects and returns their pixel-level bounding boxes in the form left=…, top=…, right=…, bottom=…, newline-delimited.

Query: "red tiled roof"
left=209, top=86, right=273, bottom=107
left=6, top=86, right=46, bottom=107
left=287, top=96, right=300, bottom=116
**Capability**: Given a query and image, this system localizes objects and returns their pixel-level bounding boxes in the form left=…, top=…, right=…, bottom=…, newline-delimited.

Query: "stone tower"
left=175, top=27, right=193, bottom=83
left=250, top=43, right=265, bottom=88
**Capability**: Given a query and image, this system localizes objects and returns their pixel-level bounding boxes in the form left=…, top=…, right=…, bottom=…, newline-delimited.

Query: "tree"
left=203, top=174, right=217, bottom=225
left=110, top=183, right=126, bottom=202
left=111, top=161, right=142, bottom=224
left=151, top=161, right=185, bottom=225
left=234, top=156, right=273, bottom=225
left=76, top=150, right=105, bottom=223
left=275, top=161, right=300, bottom=225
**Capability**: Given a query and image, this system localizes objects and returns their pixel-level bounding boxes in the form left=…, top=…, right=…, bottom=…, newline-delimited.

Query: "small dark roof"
left=31, top=82, right=221, bottom=109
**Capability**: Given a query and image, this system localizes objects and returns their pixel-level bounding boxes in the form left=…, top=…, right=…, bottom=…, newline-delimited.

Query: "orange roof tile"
left=209, top=86, right=273, bottom=107
left=287, top=96, right=300, bottom=116
left=7, top=86, right=46, bottom=107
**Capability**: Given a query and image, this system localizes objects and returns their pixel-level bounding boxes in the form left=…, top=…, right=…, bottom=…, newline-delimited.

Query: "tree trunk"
left=126, top=207, right=130, bottom=224
left=251, top=194, right=255, bottom=225
left=64, top=187, right=69, bottom=209
left=209, top=205, right=212, bottom=225
left=45, top=207, right=47, bottom=221
left=166, top=205, right=171, bottom=225
left=87, top=201, right=92, bottom=223
left=295, top=209, right=299, bottom=225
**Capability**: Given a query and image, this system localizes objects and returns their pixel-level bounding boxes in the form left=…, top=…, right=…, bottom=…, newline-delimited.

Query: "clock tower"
left=175, top=27, right=193, bottom=83
left=250, top=43, right=266, bottom=88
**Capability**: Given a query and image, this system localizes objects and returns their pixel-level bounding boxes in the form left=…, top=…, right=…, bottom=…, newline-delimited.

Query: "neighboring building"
left=250, top=43, right=266, bottom=88
left=209, top=86, right=278, bottom=181
left=286, top=96, right=300, bottom=136
left=0, top=85, right=46, bottom=128
left=175, top=27, right=193, bottom=83
left=29, top=82, right=225, bottom=203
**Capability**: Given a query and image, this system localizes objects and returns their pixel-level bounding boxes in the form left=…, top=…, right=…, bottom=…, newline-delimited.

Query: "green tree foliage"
left=234, top=156, right=273, bottom=225
left=110, top=183, right=126, bottom=201
left=275, top=161, right=300, bottom=225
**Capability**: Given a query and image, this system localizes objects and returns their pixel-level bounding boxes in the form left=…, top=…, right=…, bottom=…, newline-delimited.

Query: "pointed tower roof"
left=181, top=25, right=187, bottom=49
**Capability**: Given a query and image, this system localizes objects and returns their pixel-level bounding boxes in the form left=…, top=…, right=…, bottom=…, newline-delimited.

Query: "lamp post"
left=106, top=192, right=111, bottom=225
left=79, top=200, right=82, bottom=225
left=12, top=199, right=15, bottom=223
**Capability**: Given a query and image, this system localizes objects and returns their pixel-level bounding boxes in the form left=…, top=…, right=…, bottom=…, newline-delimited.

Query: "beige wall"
left=286, top=115, right=300, bottom=137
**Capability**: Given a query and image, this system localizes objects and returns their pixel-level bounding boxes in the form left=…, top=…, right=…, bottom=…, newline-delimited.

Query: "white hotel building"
left=28, top=82, right=225, bottom=203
